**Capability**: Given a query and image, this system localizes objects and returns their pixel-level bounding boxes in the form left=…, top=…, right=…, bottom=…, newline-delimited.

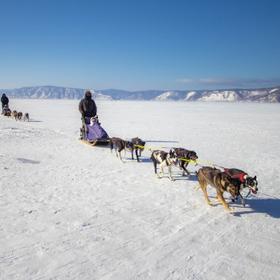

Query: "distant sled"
left=80, top=116, right=109, bottom=146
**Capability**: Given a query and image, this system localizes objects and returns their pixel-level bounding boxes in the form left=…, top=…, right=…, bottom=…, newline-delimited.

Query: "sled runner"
left=80, top=116, right=109, bottom=146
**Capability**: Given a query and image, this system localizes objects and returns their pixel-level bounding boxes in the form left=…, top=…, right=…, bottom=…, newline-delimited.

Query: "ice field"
left=0, top=99, right=280, bottom=280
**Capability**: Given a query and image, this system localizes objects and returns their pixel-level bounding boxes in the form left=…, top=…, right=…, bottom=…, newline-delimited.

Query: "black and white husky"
left=151, top=150, right=178, bottom=181
left=170, top=147, right=198, bottom=176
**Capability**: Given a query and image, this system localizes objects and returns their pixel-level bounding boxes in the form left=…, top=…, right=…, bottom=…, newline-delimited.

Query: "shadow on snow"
left=146, top=140, right=179, bottom=144
left=233, top=198, right=280, bottom=218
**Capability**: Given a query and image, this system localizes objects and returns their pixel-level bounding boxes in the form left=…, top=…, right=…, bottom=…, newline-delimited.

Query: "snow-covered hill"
left=199, top=90, right=241, bottom=102
left=155, top=91, right=186, bottom=101
left=1, top=85, right=280, bottom=102
left=1, top=86, right=112, bottom=100
left=0, top=100, right=279, bottom=280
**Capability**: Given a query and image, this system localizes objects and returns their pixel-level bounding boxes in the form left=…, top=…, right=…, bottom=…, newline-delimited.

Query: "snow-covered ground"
left=1, top=100, right=280, bottom=280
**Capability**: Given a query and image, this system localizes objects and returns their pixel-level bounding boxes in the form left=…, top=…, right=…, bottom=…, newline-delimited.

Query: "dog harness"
left=223, top=168, right=247, bottom=183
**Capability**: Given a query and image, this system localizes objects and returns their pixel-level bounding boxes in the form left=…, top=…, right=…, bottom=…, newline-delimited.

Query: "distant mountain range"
left=1, top=85, right=280, bottom=102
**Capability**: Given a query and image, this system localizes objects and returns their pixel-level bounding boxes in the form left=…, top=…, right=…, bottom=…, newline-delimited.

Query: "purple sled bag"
left=86, top=122, right=109, bottom=141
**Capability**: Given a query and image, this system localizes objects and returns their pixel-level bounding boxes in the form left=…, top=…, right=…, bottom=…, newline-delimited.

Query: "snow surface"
left=1, top=100, right=280, bottom=280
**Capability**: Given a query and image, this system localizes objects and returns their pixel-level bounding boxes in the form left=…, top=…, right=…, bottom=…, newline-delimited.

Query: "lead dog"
left=171, top=148, right=198, bottom=176
left=223, top=168, right=258, bottom=206
left=151, top=150, right=178, bottom=181
left=23, top=113, right=30, bottom=122
left=197, top=166, right=240, bottom=212
left=109, top=137, right=133, bottom=161
left=131, top=137, right=146, bottom=162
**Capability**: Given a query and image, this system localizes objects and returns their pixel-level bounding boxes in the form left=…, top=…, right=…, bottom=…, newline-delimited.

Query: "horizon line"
left=1, top=84, right=280, bottom=93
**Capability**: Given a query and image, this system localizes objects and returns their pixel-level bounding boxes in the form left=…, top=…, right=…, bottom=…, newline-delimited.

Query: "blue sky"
left=0, top=0, right=279, bottom=90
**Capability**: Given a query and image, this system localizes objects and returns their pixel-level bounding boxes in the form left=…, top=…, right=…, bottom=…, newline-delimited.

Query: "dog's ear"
left=253, top=176, right=257, bottom=180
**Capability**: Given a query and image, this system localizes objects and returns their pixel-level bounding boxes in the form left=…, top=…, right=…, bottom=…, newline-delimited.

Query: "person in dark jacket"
left=79, top=90, right=97, bottom=140
left=79, top=90, right=97, bottom=118
left=1, top=93, right=9, bottom=109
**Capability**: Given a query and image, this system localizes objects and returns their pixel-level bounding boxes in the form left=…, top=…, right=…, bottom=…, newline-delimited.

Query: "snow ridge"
left=1, top=85, right=280, bottom=102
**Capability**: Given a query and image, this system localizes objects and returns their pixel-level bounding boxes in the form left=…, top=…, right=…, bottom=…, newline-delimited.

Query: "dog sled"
left=1, top=105, right=11, bottom=117
left=80, top=116, right=109, bottom=146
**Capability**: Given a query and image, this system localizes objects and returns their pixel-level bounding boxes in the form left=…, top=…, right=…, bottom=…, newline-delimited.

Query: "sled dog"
left=223, top=168, right=258, bottom=206
left=109, top=137, right=133, bottom=161
left=131, top=137, right=146, bottom=162
left=17, top=112, right=23, bottom=120
left=197, top=166, right=240, bottom=212
left=23, top=113, right=30, bottom=122
left=12, top=110, right=18, bottom=120
left=151, top=150, right=178, bottom=181
left=171, top=147, right=198, bottom=176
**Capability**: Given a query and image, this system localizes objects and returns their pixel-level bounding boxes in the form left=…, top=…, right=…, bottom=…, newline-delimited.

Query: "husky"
left=12, top=110, right=18, bottom=120
left=171, top=147, right=198, bottom=176
left=151, top=150, right=178, bottom=181
left=23, top=113, right=30, bottom=122
left=89, top=115, right=99, bottom=126
left=17, top=112, right=23, bottom=120
left=109, top=137, right=133, bottom=162
left=223, top=168, right=258, bottom=206
left=197, top=166, right=240, bottom=212
left=131, top=137, right=146, bottom=162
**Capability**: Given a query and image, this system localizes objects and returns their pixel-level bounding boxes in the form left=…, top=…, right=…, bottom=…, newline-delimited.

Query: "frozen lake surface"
left=0, top=100, right=280, bottom=280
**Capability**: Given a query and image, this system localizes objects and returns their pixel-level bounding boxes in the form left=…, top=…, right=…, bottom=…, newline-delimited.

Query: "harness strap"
left=223, top=168, right=247, bottom=183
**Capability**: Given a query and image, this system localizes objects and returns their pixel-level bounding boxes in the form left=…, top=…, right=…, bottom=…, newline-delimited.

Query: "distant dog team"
left=2, top=108, right=29, bottom=121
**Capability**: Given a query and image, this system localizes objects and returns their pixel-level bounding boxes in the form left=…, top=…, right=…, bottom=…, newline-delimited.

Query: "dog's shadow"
left=154, top=173, right=198, bottom=182
left=29, top=119, right=43, bottom=123
left=124, top=157, right=151, bottom=163
left=173, top=174, right=198, bottom=182
left=146, top=140, right=179, bottom=144
left=139, top=158, right=152, bottom=163
left=233, top=198, right=280, bottom=218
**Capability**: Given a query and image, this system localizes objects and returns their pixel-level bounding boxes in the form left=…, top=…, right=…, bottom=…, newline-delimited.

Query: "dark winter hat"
left=85, top=90, right=92, bottom=97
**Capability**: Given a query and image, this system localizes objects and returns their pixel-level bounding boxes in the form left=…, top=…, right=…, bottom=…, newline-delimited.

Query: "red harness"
left=224, top=168, right=247, bottom=183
